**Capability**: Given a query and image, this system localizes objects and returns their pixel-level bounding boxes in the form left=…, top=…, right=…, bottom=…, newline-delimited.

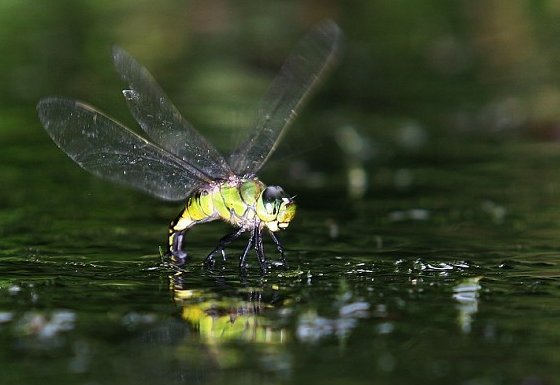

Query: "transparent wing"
left=229, top=20, right=342, bottom=176
left=37, top=98, right=212, bottom=201
left=112, top=47, right=232, bottom=179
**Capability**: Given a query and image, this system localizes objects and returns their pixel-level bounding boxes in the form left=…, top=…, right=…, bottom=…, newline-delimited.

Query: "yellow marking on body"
left=267, top=221, right=279, bottom=232
left=213, top=185, right=232, bottom=220
left=173, top=216, right=194, bottom=232
left=187, top=190, right=214, bottom=221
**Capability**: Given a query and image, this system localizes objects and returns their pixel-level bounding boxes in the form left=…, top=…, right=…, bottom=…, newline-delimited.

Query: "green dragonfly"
left=37, top=21, right=341, bottom=270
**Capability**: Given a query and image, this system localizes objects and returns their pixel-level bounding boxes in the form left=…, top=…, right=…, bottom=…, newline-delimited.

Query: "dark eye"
left=262, top=186, right=287, bottom=204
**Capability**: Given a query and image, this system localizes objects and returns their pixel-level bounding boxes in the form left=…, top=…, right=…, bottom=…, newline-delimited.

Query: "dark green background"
left=3, top=1, right=560, bottom=385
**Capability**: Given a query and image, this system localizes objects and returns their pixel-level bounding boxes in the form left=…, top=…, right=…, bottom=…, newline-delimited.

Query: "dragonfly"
left=37, top=21, right=341, bottom=270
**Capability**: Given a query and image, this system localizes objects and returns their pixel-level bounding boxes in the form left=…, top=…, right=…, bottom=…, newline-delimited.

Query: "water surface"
left=2, top=127, right=560, bottom=384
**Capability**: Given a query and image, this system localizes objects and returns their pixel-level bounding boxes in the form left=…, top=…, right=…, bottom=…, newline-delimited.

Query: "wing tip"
left=37, top=97, right=83, bottom=114
left=111, top=45, right=129, bottom=65
left=37, top=97, right=71, bottom=123
left=37, top=96, right=57, bottom=112
left=319, top=19, right=342, bottom=36
left=314, top=19, right=343, bottom=57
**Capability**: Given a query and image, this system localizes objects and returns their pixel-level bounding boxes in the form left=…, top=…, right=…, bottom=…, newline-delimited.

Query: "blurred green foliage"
left=4, top=0, right=560, bottom=161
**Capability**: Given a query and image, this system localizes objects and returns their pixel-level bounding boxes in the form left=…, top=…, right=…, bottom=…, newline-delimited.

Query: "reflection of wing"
left=229, top=21, right=342, bottom=176
left=113, top=47, right=232, bottom=179
left=37, top=98, right=211, bottom=201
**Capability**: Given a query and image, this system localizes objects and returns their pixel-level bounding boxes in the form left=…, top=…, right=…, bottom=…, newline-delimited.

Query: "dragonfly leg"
left=268, top=230, right=287, bottom=267
left=254, top=228, right=267, bottom=272
left=239, top=233, right=255, bottom=270
left=205, top=227, right=247, bottom=266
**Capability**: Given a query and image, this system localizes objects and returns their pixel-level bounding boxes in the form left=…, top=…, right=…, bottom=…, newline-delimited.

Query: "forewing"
left=37, top=98, right=211, bottom=201
left=112, top=47, right=232, bottom=179
left=229, top=20, right=342, bottom=175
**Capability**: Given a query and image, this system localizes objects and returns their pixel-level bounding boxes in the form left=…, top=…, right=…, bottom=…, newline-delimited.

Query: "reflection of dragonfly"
left=37, top=21, right=341, bottom=270
left=171, top=271, right=288, bottom=345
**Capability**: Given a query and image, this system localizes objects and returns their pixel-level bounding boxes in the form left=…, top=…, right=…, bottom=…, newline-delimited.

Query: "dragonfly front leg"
left=268, top=230, right=287, bottom=267
left=205, top=227, right=247, bottom=267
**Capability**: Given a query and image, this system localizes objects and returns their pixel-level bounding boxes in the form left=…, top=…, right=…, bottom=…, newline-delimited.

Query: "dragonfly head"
left=257, top=186, right=297, bottom=232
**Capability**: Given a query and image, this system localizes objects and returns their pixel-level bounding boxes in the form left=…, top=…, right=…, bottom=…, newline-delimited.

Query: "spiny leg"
left=205, top=227, right=247, bottom=266
left=268, top=230, right=287, bottom=267
left=239, top=232, right=255, bottom=270
left=254, top=228, right=267, bottom=271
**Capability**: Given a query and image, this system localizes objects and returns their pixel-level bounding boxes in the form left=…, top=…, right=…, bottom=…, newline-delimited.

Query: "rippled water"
left=2, top=128, right=560, bottom=384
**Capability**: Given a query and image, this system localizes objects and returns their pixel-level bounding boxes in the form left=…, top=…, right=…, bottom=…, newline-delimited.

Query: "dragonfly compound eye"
left=260, top=186, right=285, bottom=213
left=262, top=186, right=288, bottom=203
left=257, top=186, right=296, bottom=231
